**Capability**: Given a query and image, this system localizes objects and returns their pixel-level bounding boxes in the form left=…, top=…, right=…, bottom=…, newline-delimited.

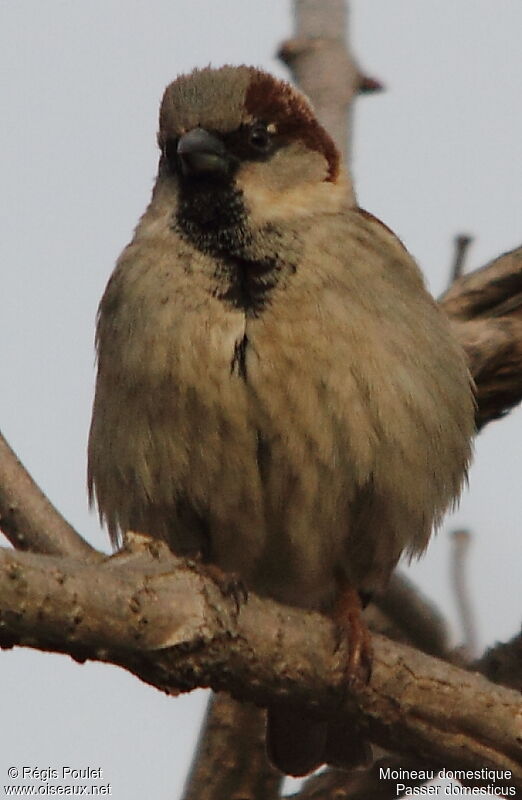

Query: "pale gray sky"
left=1, top=2, right=521, bottom=798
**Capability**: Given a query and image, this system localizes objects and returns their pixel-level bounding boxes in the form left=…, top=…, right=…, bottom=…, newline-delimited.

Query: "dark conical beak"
left=177, top=128, right=229, bottom=178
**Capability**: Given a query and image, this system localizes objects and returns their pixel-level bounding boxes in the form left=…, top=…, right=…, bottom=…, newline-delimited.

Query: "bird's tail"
left=266, top=706, right=327, bottom=777
left=266, top=707, right=371, bottom=777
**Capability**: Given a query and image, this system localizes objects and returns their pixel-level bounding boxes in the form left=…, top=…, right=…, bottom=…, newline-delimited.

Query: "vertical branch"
left=451, top=529, right=479, bottom=661
left=182, top=694, right=282, bottom=800
left=279, top=0, right=358, bottom=199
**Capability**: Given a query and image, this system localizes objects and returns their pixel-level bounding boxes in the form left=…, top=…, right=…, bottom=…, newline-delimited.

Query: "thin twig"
left=451, top=529, right=478, bottom=662
left=450, top=234, right=474, bottom=285
left=357, top=73, right=384, bottom=94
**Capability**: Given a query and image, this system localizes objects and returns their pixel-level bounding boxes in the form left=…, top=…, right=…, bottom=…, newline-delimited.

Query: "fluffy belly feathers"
left=89, top=229, right=474, bottom=610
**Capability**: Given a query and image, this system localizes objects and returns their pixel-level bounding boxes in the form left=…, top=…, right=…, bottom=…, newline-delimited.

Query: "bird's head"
left=156, top=65, right=350, bottom=229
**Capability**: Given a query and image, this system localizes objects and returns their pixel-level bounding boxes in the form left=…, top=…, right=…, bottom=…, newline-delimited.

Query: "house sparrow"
left=88, top=65, right=475, bottom=776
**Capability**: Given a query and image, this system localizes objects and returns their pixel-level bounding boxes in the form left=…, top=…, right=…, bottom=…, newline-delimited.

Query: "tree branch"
left=1, top=545, right=521, bottom=789
left=0, top=430, right=100, bottom=560
left=475, top=629, right=522, bottom=693
left=370, top=571, right=449, bottom=658
left=182, top=694, right=282, bottom=800
left=450, top=234, right=474, bottom=284
left=279, top=0, right=356, bottom=164
left=440, top=245, right=522, bottom=429
left=450, top=529, right=478, bottom=661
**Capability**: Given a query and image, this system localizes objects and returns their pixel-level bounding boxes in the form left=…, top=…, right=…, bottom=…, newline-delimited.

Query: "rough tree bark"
left=0, top=545, right=521, bottom=784
left=2, top=2, right=522, bottom=799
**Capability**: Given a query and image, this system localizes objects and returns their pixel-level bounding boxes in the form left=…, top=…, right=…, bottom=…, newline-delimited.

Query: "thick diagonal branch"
left=1, top=545, right=521, bottom=789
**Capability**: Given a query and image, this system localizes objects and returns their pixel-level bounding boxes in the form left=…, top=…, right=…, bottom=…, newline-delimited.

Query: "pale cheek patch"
left=236, top=165, right=351, bottom=224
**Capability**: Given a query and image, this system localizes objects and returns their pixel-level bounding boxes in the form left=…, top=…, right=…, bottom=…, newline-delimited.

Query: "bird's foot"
left=194, top=560, right=248, bottom=613
left=332, top=584, right=373, bottom=688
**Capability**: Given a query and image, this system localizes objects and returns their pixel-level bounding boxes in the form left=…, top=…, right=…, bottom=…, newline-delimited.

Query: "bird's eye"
left=248, top=122, right=272, bottom=153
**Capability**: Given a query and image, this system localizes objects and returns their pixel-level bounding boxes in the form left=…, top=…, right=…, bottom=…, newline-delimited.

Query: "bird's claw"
left=199, top=562, right=248, bottom=613
left=333, top=584, right=373, bottom=689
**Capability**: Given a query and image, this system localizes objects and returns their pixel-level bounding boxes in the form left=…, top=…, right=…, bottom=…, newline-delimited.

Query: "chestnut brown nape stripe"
left=244, top=70, right=340, bottom=182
